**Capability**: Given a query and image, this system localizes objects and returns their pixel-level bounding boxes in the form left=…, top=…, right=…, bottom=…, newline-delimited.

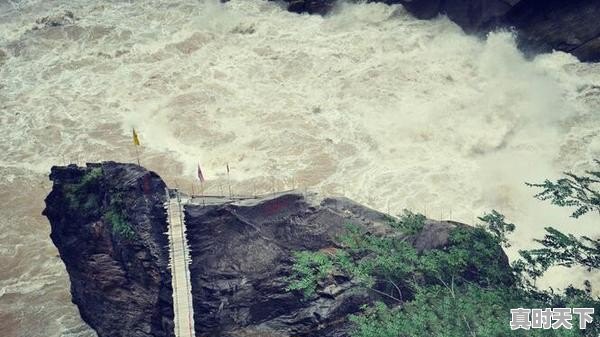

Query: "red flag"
left=197, top=163, right=205, bottom=183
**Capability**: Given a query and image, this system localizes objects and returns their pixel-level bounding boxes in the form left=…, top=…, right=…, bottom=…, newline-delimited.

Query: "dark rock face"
left=44, top=162, right=511, bottom=337
left=183, top=193, right=467, bottom=337
left=276, top=0, right=600, bottom=62
left=503, top=0, right=600, bottom=62
left=288, top=0, right=336, bottom=15
left=386, top=0, right=515, bottom=31
left=43, top=162, right=174, bottom=337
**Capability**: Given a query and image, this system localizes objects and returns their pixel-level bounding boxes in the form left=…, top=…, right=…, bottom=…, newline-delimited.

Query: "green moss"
left=104, top=209, right=135, bottom=239
left=61, top=167, right=135, bottom=239
left=63, top=167, right=103, bottom=215
left=103, top=191, right=135, bottom=240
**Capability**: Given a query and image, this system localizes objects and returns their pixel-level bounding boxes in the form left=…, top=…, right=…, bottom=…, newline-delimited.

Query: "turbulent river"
left=0, top=0, right=599, bottom=336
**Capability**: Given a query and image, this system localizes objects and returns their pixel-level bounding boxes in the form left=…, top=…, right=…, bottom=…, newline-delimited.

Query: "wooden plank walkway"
left=165, top=190, right=196, bottom=337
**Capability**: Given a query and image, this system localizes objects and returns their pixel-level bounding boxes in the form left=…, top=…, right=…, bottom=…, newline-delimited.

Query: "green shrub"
left=104, top=209, right=135, bottom=239
left=103, top=191, right=135, bottom=240
left=350, top=284, right=594, bottom=337
left=285, top=209, right=600, bottom=337
left=478, top=210, right=516, bottom=248
left=419, top=226, right=516, bottom=288
left=63, top=167, right=103, bottom=214
left=62, top=168, right=135, bottom=239
left=525, top=160, right=600, bottom=218
left=286, top=251, right=335, bottom=297
left=385, top=209, right=426, bottom=235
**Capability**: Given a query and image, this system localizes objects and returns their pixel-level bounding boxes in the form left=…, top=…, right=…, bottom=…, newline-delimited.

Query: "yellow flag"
left=132, top=128, right=140, bottom=146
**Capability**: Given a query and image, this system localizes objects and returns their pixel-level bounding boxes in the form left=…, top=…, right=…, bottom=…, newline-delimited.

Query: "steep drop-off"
left=44, top=162, right=512, bottom=337
left=43, top=162, right=175, bottom=337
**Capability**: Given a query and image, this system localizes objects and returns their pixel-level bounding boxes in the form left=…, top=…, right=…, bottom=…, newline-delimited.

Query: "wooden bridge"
left=164, top=188, right=311, bottom=337
left=165, top=190, right=196, bottom=337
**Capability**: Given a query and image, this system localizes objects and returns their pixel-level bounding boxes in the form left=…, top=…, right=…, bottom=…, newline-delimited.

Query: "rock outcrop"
left=275, top=0, right=600, bottom=62
left=183, top=193, right=491, bottom=336
left=43, top=162, right=174, bottom=337
left=44, top=162, right=511, bottom=337
left=34, top=10, right=76, bottom=29
left=503, top=0, right=600, bottom=62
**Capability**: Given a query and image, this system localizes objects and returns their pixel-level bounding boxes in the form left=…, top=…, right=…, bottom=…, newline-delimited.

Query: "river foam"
left=1, top=0, right=599, bottom=336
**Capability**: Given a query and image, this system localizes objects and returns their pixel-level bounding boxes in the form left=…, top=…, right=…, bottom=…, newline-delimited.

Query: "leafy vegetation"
left=287, top=211, right=515, bottom=304
left=286, top=251, right=336, bottom=297
left=62, top=167, right=135, bottom=239
left=104, top=209, right=135, bottom=239
left=287, top=211, right=427, bottom=300
left=286, top=161, right=600, bottom=337
left=384, top=209, right=426, bottom=235
left=418, top=225, right=516, bottom=288
left=104, top=191, right=135, bottom=240
left=477, top=210, right=516, bottom=248
left=63, top=167, right=103, bottom=213
left=526, top=160, right=600, bottom=218
left=518, top=160, right=600, bottom=281
left=350, top=284, right=599, bottom=337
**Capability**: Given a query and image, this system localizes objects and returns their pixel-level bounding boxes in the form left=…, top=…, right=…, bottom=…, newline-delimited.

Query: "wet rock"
left=45, top=163, right=511, bottom=337
left=287, top=0, right=336, bottom=15
left=43, top=162, right=175, bottom=337
left=503, top=0, right=600, bottom=62
left=35, top=10, right=76, bottom=29
left=231, top=24, right=256, bottom=35
left=183, top=193, right=486, bottom=336
left=275, top=0, right=600, bottom=62
left=384, top=0, right=514, bottom=32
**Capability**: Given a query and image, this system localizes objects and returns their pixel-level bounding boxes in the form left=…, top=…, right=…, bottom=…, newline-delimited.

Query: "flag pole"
left=132, top=128, right=141, bottom=166
left=226, top=163, right=232, bottom=198
left=135, top=146, right=140, bottom=166
left=200, top=180, right=205, bottom=206
left=197, top=162, right=206, bottom=206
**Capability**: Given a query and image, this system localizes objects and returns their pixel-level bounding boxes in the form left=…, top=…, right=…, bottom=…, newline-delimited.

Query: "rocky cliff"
left=44, top=162, right=511, bottom=337
left=274, top=0, right=600, bottom=62
left=43, top=162, right=175, bottom=337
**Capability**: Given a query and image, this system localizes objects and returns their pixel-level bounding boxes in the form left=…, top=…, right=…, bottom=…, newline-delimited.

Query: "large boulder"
left=43, top=162, right=175, bottom=337
left=387, top=0, right=515, bottom=31
left=183, top=192, right=482, bottom=336
left=503, top=0, right=600, bottom=62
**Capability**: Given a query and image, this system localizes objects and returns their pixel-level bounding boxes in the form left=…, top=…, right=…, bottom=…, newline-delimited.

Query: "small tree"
left=526, top=160, right=600, bottom=218
left=520, top=160, right=600, bottom=281
left=520, top=227, right=600, bottom=273
left=478, top=210, right=516, bottom=248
